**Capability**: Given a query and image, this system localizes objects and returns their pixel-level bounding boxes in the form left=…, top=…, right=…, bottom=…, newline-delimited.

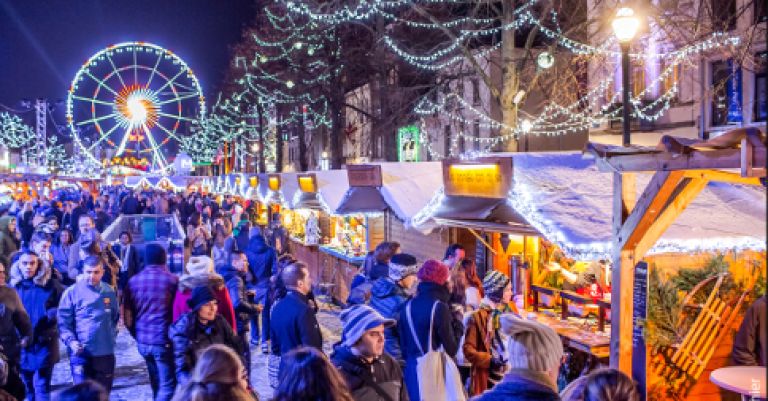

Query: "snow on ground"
left=51, top=309, right=343, bottom=401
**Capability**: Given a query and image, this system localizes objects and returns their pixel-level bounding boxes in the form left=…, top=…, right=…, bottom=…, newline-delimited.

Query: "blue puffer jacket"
left=58, top=277, right=119, bottom=356
left=11, top=262, right=64, bottom=370
left=369, top=277, right=409, bottom=361
left=246, top=235, right=276, bottom=285
left=470, top=369, right=561, bottom=401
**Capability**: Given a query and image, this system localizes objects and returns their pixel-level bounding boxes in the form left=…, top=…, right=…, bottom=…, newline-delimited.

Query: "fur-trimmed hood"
left=10, top=257, right=52, bottom=287
left=178, top=272, right=224, bottom=290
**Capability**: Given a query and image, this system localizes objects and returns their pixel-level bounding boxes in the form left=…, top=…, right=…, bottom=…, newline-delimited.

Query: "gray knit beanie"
left=340, top=305, right=395, bottom=347
left=389, top=253, right=419, bottom=281
left=500, top=314, right=563, bottom=372
left=482, top=270, right=510, bottom=303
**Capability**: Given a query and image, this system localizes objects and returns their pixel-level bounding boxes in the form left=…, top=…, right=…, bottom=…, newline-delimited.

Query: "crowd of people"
left=0, top=187, right=647, bottom=401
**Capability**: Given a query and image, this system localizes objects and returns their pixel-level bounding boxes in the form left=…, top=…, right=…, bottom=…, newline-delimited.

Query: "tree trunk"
left=297, top=106, right=309, bottom=171
left=500, top=0, right=519, bottom=152
left=330, top=83, right=345, bottom=169
left=275, top=107, right=284, bottom=172
left=257, top=102, right=266, bottom=173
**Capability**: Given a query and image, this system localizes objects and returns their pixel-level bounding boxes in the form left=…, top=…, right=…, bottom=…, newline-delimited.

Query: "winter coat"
left=67, top=234, right=120, bottom=289
left=10, top=261, right=64, bottom=370
left=0, top=216, right=18, bottom=269
left=463, top=306, right=503, bottom=396
left=123, top=264, right=178, bottom=346
left=0, top=285, right=32, bottom=362
left=50, top=243, right=72, bottom=282
left=112, top=243, right=141, bottom=290
left=245, top=235, right=276, bottom=284
left=220, top=264, right=260, bottom=334
left=270, top=290, right=323, bottom=356
left=369, top=277, right=409, bottom=361
left=331, top=345, right=409, bottom=401
left=121, top=196, right=141, bottom=215
left=268, top=225, right=289, bottom=255
left=58, top=277, right=119, bottom=356
left=17, top=210, right=34, bottom=246
left=398, top=281, right=464, bottom=401
left=169, top=312, right=242, bottom=385
left=732, top=295, right=767, bottom=366
left=172, top=273, right=236, bottom=331
left=470, top=369, right=561, bottom=401
left=369, top=261, right=390, bottom=281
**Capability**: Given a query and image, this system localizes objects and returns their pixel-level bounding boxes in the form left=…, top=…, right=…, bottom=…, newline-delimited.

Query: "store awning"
left=293, top=191, right=325, bottom=210
left=335, top=186, right=388, bottom=215
left=432, top=195, right=539, bottom=236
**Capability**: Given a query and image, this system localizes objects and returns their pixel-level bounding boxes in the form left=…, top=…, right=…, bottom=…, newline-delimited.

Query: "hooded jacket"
left=57, top=276, right=119, bottom=356
left=0, top=285, right=32, bottom=362
left=172, top=272, right=236, bottom=331
left=331, top=345, right=409, bottom=401
left=11, top=260, right=64, bottom=370
left=369, top=277, right=409, bottom=361
left=470, top=369, right=561, bottom=401
left=0, top=216, right=18, bottom=268
left=169, top=312, right=241, bottom=385
left=245, top=235, right=276, bottom=284
left=220, top=264, right=260, bottom=333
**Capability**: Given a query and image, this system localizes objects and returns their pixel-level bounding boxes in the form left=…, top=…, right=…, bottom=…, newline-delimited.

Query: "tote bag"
left=406, top=301, right=467, bottom=401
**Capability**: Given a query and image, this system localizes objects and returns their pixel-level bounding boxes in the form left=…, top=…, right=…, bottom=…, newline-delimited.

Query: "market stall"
left=411, top=147, right=766, bottom=394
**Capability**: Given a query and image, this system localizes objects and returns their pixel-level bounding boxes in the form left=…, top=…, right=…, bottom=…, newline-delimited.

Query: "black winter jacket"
left=470, top=369, right=560, bottom=401
left=732, top=295, right=767, bottom=366
left=245, top=235, right=276, bottom=284
left=270, top=290, right=323, bottom=356
left=398, top=282, right=463, bottom=361
left=331, top=345, right=409, bottom=401
left=220, top=264, right=260, bottom=333
left=169, top=312, right=241, bottom=384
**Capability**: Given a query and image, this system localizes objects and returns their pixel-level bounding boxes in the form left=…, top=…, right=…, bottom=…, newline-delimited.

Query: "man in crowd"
left=112, top=231, right=141, bottom=293
left=122, top=244, right=178, bottom=401
left=220, top=250, right=261, bottom=380
left=331, top=305, right=407, bottom=401
left=245, top=234, right=276, bottom=347
left=270, top=261, right=322, bottom=359
left=58, top=256, right=119, bottom=394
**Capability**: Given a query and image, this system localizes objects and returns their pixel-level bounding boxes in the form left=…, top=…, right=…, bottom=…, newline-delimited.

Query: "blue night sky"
left=0, top=0, right=255, bottom=108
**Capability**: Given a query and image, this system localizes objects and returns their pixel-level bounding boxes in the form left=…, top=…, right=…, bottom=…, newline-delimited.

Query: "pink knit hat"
left=417, top=259, right=449, bottom=285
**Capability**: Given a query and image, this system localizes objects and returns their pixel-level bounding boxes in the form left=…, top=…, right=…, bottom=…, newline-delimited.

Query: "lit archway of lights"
left=66, top=41, right=205, bottom=172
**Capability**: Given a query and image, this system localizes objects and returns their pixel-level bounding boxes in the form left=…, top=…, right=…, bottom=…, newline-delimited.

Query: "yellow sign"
left=249, top=176, right=258, bottom=188
left=268, top=175, right=280, bottom=191
left=443, top=158, right=512, bottom=198
left=298, top=175, right=316, bottom=193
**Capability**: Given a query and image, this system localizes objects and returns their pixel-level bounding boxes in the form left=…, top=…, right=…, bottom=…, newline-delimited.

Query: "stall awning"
left=335, top=186, right=388, bottom=215
left=432, top=195, right=539, bottom=236
left=293, top=191, right=324, bottom=210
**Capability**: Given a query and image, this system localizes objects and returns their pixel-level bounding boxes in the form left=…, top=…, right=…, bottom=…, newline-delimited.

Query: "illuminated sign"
left=347, top=164, right=382, bottom=187
left=298, top=174, right=317, bottom=193
left=249, top=176, right=258, bottom=188
left=268, top=174, right=281, bottom=191
left=443, top=157, right=513, bottom=198
left=397, top=125, right=420, bottom=162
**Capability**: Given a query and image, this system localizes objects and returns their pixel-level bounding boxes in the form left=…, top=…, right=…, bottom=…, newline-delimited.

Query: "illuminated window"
left=755, top=52, right=767, bottom=122
left=632, top=64, right=646, bottom=99
left=711, top=58, right=742, bottom=126
left=661, top=61, right=680, bottom=102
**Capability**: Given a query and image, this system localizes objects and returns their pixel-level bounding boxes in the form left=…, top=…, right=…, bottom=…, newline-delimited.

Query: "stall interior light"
left=298, top=176, right=316, bottom=193
left=268, top=176, right=280, bottom=191
left=449, top=163, right=499, bottom=172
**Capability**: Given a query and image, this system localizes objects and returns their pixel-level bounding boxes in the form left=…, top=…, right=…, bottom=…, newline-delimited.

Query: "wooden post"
left=611, top=172, right=636, bottom=375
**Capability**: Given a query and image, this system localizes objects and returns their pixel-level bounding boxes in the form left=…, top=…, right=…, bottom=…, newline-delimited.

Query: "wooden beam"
left=633, top=177, right=710, bottom=258
left=594, top=147, right=766, bottom=173
left=683, top=169, right=762, bottom=185
left=467, top=228, right=499, bottom=255
left=619, top=171, right=684, bottom=251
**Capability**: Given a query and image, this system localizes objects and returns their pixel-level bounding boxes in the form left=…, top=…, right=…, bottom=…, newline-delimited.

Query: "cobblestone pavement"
left=51, top=309, right=343, bottom=401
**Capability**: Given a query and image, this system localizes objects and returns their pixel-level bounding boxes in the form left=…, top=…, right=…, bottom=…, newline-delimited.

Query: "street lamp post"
left=612, top=7, right=639, bottom=147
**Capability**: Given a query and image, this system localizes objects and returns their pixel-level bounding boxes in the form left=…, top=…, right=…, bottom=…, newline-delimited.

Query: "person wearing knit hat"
left=482, top=271, right=510, bottom=303
left=172, top=256, right=237, bottom=331
left=398, top=259, right=464, bottom=401
left=330, top=305, right=408, bottom=401
left=367, top=253, right=419, bottom=362
left=471, top=315, right=562, bottom=401
left=169, top=285, right=241, bottom=386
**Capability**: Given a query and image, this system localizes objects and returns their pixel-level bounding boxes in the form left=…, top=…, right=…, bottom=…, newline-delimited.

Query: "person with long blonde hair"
left=171, top=344, right=257, bottom=401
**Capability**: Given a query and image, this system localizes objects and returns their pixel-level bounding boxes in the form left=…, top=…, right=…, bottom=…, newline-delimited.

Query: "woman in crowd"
left=51, top=229, right=74, bottom=285
left=460, top=259, right=484, bottom=310
left=171, top=344, right=257, bottom=401
left=173, top=256, right=236, bottom=331
left=272, top=347, right=353, bottom=401
left=187, top=213, right=211, bottom=257
left=0, top=261, right=31, bottom=401
left=0, top=216, right=19, bottom=269
left=210, top=213, right=233, bottom=268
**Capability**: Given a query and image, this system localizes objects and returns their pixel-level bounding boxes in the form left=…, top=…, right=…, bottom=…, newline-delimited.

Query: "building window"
left=632, top=64, right=646, bottom=99
left=459, top=121, right=466, bottom=154
left=755, top=52, right=767, bottom=122
left=711, top=0, right=737, bottom=31
left=444, top=125, right=451, bottom=156
left=661, top=60, right=681, bottom=102
left=472, top=79, right=481, bottom=105
left=711, top=58, right=743, bottom=126
left=473, top=119, right=481, bottom=150
left=456, top=81, right=464, bottom=99
left=755, top=0, right=766, bottom=23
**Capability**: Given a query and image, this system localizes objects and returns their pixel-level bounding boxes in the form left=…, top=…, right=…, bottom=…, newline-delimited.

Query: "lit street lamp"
left=612, top=7, right=639, bottom=146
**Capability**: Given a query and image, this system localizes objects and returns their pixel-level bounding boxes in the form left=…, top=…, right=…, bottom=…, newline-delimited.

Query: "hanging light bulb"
left=286, top=80, right=295, bottom=89
left=537, top=52, right=555, bottom=69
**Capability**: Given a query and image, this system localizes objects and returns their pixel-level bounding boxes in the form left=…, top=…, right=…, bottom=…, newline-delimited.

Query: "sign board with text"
left=297, top=173, right=317, bottom=193
left=442, top=157, right=513, bottom=199
left=632, top=261, right=649, bottom=401
left=267, top=174, right=281, bottom=191
left=347, top=164, right=383, bottom=187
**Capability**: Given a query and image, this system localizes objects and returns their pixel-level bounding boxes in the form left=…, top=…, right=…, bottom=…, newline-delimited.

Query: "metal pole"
left=621, top=42, right=631, bottom=147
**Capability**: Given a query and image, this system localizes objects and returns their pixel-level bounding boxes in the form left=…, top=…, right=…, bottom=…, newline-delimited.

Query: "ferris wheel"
left=66, top=42, right=205, bottom=172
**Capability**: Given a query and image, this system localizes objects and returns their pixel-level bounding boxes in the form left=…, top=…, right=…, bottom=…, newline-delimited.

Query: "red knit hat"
left=417, top=259, right=449, bottom=285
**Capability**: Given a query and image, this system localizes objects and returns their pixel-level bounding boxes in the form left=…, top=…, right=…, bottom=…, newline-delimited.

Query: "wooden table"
left=710, top=366, right=766, bottom=400
left=530, top=311, right=611, bottom=359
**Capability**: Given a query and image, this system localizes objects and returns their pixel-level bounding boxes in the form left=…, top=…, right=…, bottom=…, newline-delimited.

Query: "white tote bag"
left=406, top=301, right=467, bottom=401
